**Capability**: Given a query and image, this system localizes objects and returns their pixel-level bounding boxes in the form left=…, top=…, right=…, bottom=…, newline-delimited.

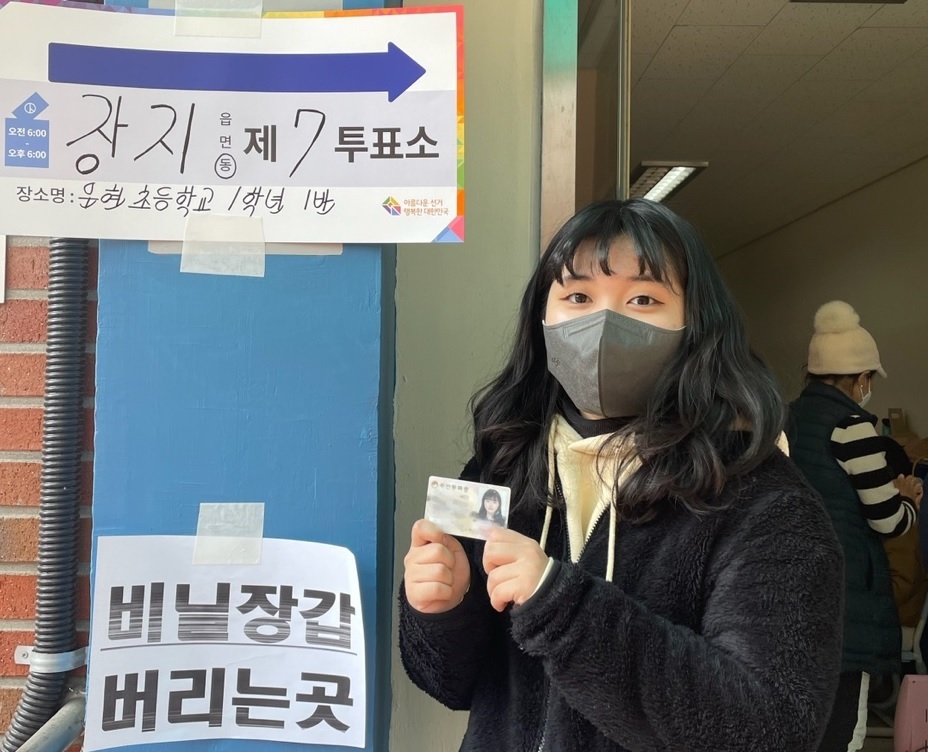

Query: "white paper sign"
left=0, top=1, right=465, bottom=243
left=85, top=535, right=366, bottom=750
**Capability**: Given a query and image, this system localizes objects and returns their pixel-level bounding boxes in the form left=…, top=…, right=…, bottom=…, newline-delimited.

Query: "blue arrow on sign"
left=48, top=42, right=427, bottom=102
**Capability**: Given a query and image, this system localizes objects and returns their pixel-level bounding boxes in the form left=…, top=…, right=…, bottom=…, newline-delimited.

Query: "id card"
left=425, top=476, right=511, bottom=540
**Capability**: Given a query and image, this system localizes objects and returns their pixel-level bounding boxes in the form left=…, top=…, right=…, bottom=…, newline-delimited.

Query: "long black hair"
left=469, top=198, right=785, bottom=522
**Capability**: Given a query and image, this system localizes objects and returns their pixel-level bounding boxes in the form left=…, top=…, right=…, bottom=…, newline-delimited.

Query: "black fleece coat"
left=398, top=449, right=844, bottom=752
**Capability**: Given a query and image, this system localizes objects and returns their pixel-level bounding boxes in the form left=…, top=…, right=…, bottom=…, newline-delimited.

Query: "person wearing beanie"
left=788, top=300, right=924, bottom=752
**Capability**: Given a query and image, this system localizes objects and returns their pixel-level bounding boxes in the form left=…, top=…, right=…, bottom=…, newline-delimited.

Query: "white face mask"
left=858, top=380, right=872, bottom=408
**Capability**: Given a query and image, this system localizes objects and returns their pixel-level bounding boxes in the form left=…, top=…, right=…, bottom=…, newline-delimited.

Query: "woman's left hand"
left=483, top=528, right=549, bottom=612
left=911, top=475, right=924, bottom=508
left=895, top=474, right=924, bottom=509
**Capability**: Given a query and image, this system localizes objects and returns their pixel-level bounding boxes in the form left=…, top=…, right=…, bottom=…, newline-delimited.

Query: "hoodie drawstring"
left=543, top=416, right=620, bottom=583
left=605, top=503, right=616, bottom=583
left=540, top=505, right=553, bottom=554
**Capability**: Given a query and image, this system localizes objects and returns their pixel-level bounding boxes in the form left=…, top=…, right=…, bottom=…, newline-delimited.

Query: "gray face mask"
left=543, top=309, right=684, bottom=418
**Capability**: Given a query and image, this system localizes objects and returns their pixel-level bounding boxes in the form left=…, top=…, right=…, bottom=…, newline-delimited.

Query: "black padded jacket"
left=398, top=447, right=844, bottom=752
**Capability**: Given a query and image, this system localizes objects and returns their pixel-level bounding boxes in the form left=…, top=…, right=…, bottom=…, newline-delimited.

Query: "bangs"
left=548, top=206, right=688, bottom=292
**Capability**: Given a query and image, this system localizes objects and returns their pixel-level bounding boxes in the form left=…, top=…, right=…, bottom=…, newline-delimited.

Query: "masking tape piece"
left=150, top=240, right=343, bottom=257
left=193, top=502, right=265, bottom=565
left=175, top=0, right=263, bottom=38
left=180, top=214, right=266, bottom=277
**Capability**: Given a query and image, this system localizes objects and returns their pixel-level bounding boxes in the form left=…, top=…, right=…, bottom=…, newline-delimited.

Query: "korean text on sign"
left=85, top=536, right=367, bottom=750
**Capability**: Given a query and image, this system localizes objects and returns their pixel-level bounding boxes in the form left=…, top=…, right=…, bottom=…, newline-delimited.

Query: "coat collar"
left=801, top=380, right=877, bottom=425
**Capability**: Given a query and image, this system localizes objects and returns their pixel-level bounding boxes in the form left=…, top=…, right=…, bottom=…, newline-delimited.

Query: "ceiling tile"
left=746, top=3, right=880, bottom=56
left=697, top=79, right=864, bottom=188
left=632, top=0, right=690, bottom=56
left=631, top=131, right=665, bottom=169
left=804, top=27, right=928, bottom=81
left=726, top=115, right=802, bottom=156
left=852, top=45, right=928, bottom=107
left=690, top=91, right=771, bottom=129
left=662, top=94, right=770, bottom=153
left=632, top=77, right=717, bottom=135
left=631, top=77, right=717, bottom=160
left=643, top=25, right=764, bottom=80
left=887, top=139, right=928, bottom=169
left=769, top=77, right=871, bottom=120
left=711, top=149, right=904, bottom=254
left=677, top=0, right=787, bottom=27
left=739, top=150, right=825, bottom=194
left=756, top=189, right=822, bottom=228
left=703, top=148, right=772, bottom=180
left=695, top=182, right=800, bottom=252
left=835, top=136, right=891, bottom=159
left=799, top=157, right=890, bottom=207
left=626, top=0, right=928, bottom=256
left=864, top=3, right=928, bottom=28
left=804, top=97, right=905, bottom=145
left=769, top=2, right=883, bottom=27
left=713, top=191, right=818, bottom=254
left=632, top=53, right=652, bottom=86
left=659, top=188, right=728, bottom=229
left=660, top=162, right=755, bottom=217
left=709, top=225, right=760, bottom=257
left=901, top=93, right=928, bottom=124
left=731, top=78, right=869, bottom=155
left=764, top=145, right=846, bottom=195
left=649, top=126, right=724, bottom=161
left=828, top=148, right=900, bottom=178
left=867, top=106, right=928, bottom=156
left=709, top=54, right=820, bottom=100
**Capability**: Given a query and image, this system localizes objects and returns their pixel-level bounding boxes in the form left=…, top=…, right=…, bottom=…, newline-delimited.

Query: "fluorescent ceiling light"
left=629, top=162, right=708, bottom=203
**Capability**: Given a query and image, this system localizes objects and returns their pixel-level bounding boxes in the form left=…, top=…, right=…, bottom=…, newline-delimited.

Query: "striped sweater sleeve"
left=831, top=414, right=916, bottom=538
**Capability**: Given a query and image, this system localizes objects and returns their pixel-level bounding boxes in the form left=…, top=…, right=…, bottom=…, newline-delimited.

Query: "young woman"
left=399, top=199, right=844, bottom=752
left=477, top=489, right=505, bottom=525
left=788, top=300, right=923, bottom=752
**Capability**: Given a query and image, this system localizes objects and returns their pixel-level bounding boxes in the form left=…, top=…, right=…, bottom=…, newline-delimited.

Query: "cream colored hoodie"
left=537, top=415, right=639, bottom=585
left=534, top=415, right=789, bottom=590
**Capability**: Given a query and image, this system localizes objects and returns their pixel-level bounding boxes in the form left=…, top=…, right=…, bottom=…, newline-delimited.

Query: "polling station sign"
left=0, top=1, right=465, bottom=243
left=84, top=536, right=367, bottom=750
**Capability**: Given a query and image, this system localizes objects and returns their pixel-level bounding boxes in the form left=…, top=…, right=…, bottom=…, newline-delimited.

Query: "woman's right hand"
left=894, top=474, right=924, bottom=508
left=403, top=519, right=472, bottom=613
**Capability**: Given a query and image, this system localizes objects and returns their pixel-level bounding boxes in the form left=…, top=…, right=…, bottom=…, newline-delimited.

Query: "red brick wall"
left=0, top=237, right=96, bottom=740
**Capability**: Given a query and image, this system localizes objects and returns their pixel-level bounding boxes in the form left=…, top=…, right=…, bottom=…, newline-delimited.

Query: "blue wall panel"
left=92, top=0, right=397, bottom=744
left=94, top=243, right=391, bottom=752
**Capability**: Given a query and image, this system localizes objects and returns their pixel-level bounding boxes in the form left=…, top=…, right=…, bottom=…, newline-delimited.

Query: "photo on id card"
left=425, top=476, right=511, bottom=540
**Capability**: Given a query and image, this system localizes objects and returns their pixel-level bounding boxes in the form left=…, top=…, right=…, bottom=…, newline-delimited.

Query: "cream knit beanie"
left=807, top=301, right=886, bottom=377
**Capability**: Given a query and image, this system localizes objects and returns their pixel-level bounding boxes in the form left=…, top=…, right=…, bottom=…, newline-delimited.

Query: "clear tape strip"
left=180, top=214, right=267, bottom=277
left=193, top=502, right=265, bottom=565
left=150, top=240, right=343, bottom=257
left=175, top=0, right=263, bottom=38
